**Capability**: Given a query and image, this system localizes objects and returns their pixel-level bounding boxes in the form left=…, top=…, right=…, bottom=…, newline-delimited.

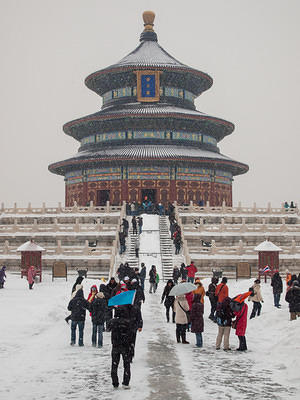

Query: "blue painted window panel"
left=141, top=75, right=156, bottom=97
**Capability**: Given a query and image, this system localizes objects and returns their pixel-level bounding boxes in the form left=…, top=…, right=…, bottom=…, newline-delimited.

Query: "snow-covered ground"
left=1, top=215, right=299, bottom=399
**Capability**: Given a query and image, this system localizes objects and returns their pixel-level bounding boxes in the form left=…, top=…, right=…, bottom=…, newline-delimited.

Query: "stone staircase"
left=116, top=217, right=139, bottom=271
left=159, top=215, right=185, bottom=281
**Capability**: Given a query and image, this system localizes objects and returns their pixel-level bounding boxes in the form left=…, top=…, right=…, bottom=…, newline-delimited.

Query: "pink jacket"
left=234, top=303, right=248, bottom=336
left=27, top=266, right=36, bottom=284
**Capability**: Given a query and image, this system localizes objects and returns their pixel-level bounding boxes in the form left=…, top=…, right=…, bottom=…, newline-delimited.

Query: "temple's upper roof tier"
left=85, top=14, right=212, bottom=98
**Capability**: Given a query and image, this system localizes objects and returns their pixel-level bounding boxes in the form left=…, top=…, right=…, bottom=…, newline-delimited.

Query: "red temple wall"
left=65, top=179, right=232, bottom=207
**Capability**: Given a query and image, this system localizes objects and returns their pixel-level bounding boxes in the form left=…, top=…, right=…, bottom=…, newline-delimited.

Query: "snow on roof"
left=254, top=240, right=282, bottom=252
left=17, top=241, right=45, bottom=252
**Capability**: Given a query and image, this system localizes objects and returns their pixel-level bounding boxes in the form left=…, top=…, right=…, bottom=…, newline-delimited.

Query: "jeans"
left=111, top=346, right=131, bottom=387
left=92, top=323, right=104, bottom=347
left=149, top=282, right=156, bottom=293
left=250, top=301, right=262, bottom=318
left=195, top=333, right=203, bottom=347
left=188, top=277, right=194, bottom=283
left=139, top=226, right=142, bottom=234
left=135, top=248, right=139, bottom=258
left=71, top=320, right=85, bottom=345
left=140, top=278, right=145, bottom=291
left=273, top=293, right=281, bottom=307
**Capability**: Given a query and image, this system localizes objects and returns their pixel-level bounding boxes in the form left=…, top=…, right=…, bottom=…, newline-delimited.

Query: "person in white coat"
left=174, top=295, right=190, bottom=343
left=249, top=279, right=263, bottom=319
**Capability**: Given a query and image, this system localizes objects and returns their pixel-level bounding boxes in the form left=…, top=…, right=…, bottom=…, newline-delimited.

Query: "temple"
left=48, top=11, right=248, bottom=207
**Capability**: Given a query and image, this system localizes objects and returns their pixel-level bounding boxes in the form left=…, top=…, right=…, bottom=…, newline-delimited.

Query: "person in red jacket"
left=233, top=301, right=248, bottom=351
left=215, top=277, right=229, bottom=303
left=186, top=262, right=197, bottom=283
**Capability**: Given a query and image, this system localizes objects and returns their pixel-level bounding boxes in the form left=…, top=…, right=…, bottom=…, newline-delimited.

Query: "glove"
left=261, top=300, right=264, bottom=303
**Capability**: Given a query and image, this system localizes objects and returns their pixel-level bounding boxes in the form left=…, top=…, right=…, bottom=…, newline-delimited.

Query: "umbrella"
left=169, top=282, right=197, bottom=296
left=108, top=290, right=136, bottom=307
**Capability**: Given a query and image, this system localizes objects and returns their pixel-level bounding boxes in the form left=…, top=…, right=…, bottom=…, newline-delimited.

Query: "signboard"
left=52, top=262, right=67, bottom=281
left=236, top=262, right=251, bottom=280
left=135, top=70, right=162, bottom=102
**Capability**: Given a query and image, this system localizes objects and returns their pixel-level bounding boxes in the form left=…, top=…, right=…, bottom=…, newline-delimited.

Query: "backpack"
left=229, top=298, right=244, bottom=312
left=216, top=307, right=228, bottom=326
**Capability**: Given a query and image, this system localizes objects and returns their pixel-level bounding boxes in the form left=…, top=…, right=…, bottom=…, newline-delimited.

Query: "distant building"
left=49, top=11, right=248, bottom=207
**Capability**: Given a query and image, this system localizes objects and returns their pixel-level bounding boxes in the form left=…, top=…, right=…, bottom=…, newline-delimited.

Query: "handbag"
left=178, top=301, right=191, bottom=323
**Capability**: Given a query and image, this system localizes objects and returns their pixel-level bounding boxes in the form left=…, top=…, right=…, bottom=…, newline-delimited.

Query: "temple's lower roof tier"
left=48, top=145, right=248, bottom=176
left=63, top=103, right=234, bottom=141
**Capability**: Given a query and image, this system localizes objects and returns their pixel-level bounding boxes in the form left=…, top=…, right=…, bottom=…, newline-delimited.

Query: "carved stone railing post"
left=13, top=202, right=17, bottom=213
left=237, top=239, right=244, bottom=255
left=210, top=239, right=217, bottom=254
left=222, top=200, right=226, bottom=212
left=237, top=201, right=242, bottom=212
left=13, top=218, right=18, bottom=233
left=57, top=202, right=62, bottom=213
left=1, top=202, right=4, bottom=213
left=32, top=218, right=38, bottom=232
left=106, top=201, right=110, bottom=213
left=267, top=202, right=272, bottom=213
left=189, top=201, right=194, bottom=212
left=74, top=218, right=80, bottom=232
left=4, top=240, right=9, bottom=255
left=198, top=217, right=204, bottom=232
left=96, top=218, right=102, bottom=232
left=280, top=218, right=287, bottom=232
left=290, top=240, right=296, bottom=254
left=88, top=200, right=95, bottom=212
left=219, top=218, right=226, bottom=232
left=252, top=202, right=257, bottom=213
left=42, top=202, right=46, bottom=214
left=240, top=218, right=248, bottom=233
left=260, top=218, right=266, bottom=232
left=72, top=201, right=78, bottom=213
left=83, top=240, right=89, bottom=255
left=27, top=202, right=32, bottom=212
left=56, top=239, right=62, bottom=255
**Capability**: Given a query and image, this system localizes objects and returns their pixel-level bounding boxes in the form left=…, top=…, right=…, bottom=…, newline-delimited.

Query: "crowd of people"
left=118, top=216, right=143, bottom=255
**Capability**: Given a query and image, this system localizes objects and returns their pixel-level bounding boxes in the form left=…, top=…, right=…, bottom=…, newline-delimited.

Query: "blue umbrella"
left=108, top=290, right=136, bottom=307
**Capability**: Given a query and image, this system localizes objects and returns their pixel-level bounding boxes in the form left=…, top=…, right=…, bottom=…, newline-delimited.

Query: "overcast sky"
left=1, top=0, right=299, bottom=208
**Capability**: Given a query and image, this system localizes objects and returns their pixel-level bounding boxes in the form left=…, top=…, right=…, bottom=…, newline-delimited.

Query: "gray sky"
left=1, top=0, right=299, bottom=208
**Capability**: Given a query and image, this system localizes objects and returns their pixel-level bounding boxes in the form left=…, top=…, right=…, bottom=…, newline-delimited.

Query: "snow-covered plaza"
left=1, top=266, right=299, bottom=399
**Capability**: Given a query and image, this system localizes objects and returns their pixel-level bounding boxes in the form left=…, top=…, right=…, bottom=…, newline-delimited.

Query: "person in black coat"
left=271, top=272, right=283, bottom=308
left=285, top=281, right=300, bottom=320
left=123, top=263, right=135, bottom=280
left=172, top=266, right=181, bottom=284
left=161, top=279, right=175, bottom=322
left=114, top=304, right=143, bottom=363
left=207, top=277, right=219, bottom=321
left=130, top=279, right=145, bottom=308
left=180, top=263, right=188, bottom=281
left=139, top=263, right=146, bottom=291
left=65, top=276, right=85, bottom=324
left=132, top=216, right=138, bottom=235
left=67, top=288, right=90, bottom=346
left=149, top=265, right=157, bottom=293
left=215, top=296, right=235, bottom=350
left=90, top=292, right=107, bottom=347
left=107, top=315, right=132, bottom=388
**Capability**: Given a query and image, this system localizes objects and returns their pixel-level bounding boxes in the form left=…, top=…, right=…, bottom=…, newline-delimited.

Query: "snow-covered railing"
left=0, top=240, right=113, bottom=257
left=187, top=239, right=299, bottom=256
left=182, top=218, right=300, bottom=234
left=0, top=201, right=122, bottom=215
left=177, top=201, right=299, bottom=216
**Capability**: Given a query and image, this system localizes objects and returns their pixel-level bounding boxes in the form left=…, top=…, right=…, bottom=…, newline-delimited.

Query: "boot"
left=181, top=332, right=189, bottom=344
left=176, top=332, right=181, bottom=343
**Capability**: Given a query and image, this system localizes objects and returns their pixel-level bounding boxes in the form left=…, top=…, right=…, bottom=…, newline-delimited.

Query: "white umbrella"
left=169, top=282, right=197, bottom=296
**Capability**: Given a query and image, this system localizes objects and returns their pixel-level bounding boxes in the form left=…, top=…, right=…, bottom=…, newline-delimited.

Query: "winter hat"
left=292, top=281, right=300, bottom=287
left=131, top=278, right=137, bottom=283
left=254, top=279, right=261, bottom=284
left=96, top=292, right=105, bottom=298
left=120, top=280, right=124, bottom=284
left=221, top=277, right=228, bottom=284
left=234, top=291, right=252, bottom=303
left=121, top=283, right=127, bottom=290
left=124, top=276, right=130, bottom=281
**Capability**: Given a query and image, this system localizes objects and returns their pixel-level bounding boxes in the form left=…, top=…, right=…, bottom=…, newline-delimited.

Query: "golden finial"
left=143, top=11, right=155, bottom=32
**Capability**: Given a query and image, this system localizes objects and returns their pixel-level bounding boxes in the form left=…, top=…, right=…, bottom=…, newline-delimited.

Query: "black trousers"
left=238, top=336, right=247, bottom=351
left=250, top=301, right=262, bottom=318
left=165, top=305, right=175, bottom=322
left=209, top=298, right=217, bottom=318
left=111, top=346, right=131, bottom=387
left=176, top=323, right=187, bottom=342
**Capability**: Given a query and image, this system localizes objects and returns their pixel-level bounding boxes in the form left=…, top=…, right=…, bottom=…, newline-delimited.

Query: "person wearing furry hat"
left=0, top=265, right=7, bottom=288
left=67, top=287, right=90, bottom=346
left=90, top=292, right=107, bottom=347
left=285, top=280, right=300, bottom=320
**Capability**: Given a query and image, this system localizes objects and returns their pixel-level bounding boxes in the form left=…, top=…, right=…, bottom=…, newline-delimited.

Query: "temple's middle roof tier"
left=63, top=103, right=234, bottom=142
